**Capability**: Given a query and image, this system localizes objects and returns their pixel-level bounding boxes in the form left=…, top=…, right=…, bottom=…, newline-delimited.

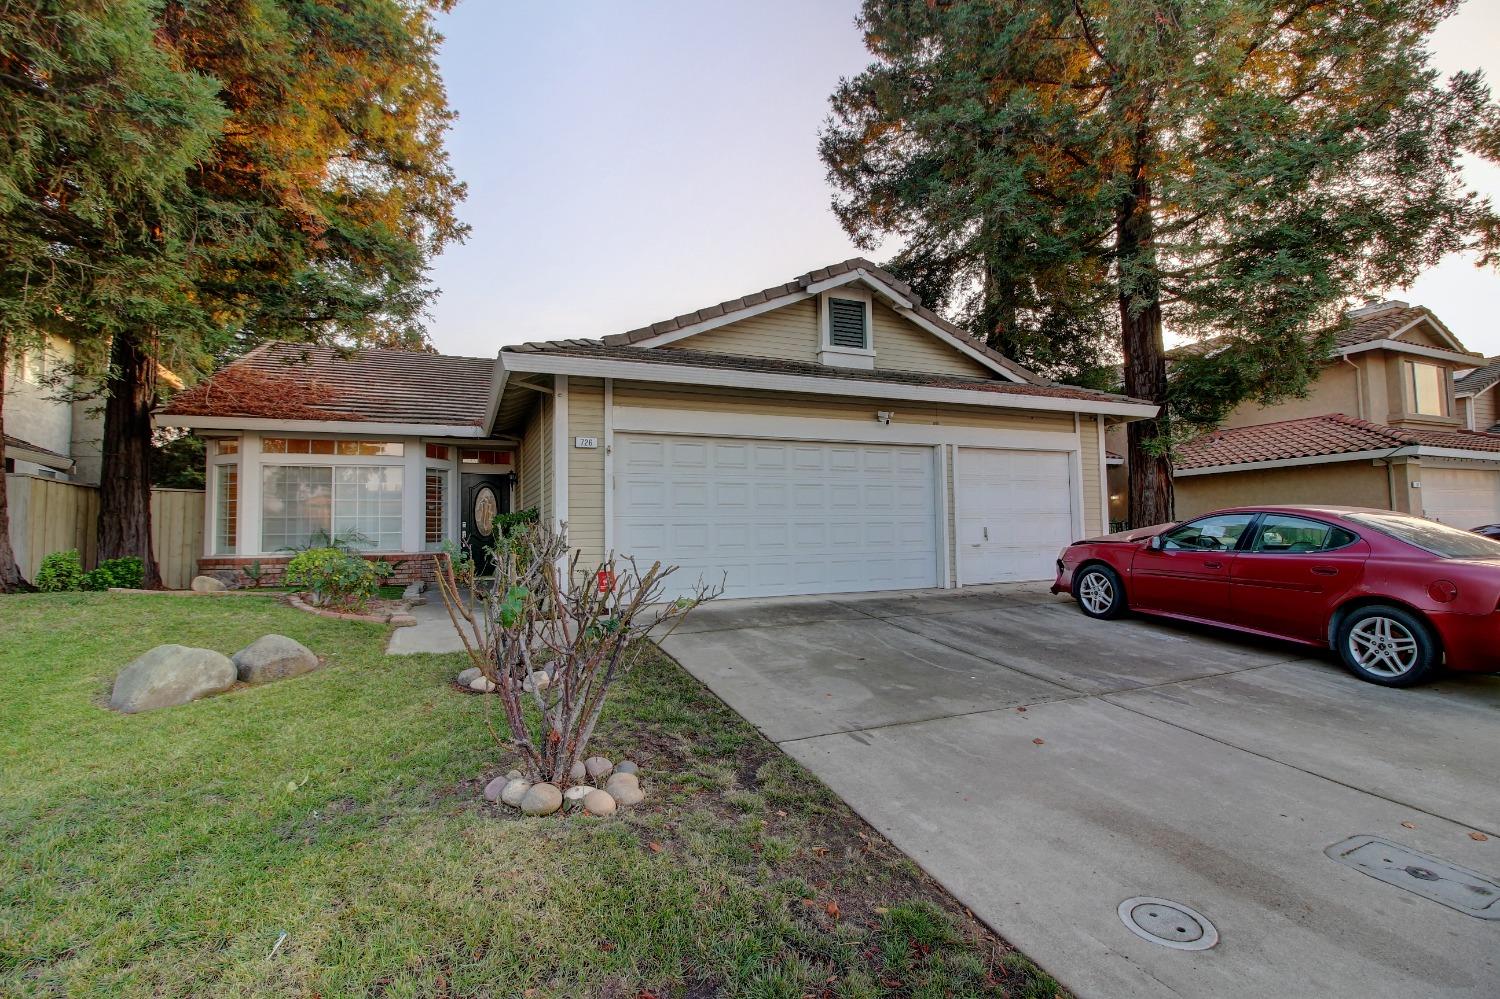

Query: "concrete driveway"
left=659, top=585, right=1500, bottom=999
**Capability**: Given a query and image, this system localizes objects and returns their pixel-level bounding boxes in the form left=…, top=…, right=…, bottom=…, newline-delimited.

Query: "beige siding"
left=1080, top=416, right=1102, bottom=535
left=1394, top=321, right=1451, bottom=351
left=517, top=396, right=551, bottom=522
left=665, top=299, right=819, bottom=363
left=1174, top=461, right=1393, bottom=520
left=4, top=474, right=203, bottom=588
left=1469, top=386, right=1497, bottom=431
left=567, top=378, right=606, bottom=568
left=871, top=302, right=991, bottom=377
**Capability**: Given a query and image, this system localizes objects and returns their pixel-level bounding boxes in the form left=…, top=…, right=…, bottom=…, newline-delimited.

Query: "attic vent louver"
left=829, top=298, right=868, bottom=349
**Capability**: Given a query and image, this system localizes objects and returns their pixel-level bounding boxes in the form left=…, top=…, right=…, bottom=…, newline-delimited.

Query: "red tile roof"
left=160, top=344, right=497, bottom=427
left=1178, top=413, right=1500, bottom=470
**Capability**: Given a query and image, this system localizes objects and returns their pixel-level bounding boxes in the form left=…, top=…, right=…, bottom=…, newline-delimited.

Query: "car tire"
left=1335, top=604, right=1441, bottom=687
left=1074, top=564, right=1126, bottom=620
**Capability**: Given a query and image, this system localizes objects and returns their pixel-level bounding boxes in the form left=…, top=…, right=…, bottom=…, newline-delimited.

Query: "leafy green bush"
left=494, top=507, right=539, bottom=538
left=284, top=547, right=391, bottom=611
left=81, top=557, right=145, bottom=591
left=34, top=550, right=85, bottom=592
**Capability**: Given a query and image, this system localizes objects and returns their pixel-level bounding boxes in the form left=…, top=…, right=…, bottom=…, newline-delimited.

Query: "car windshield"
left=1346, top=513, right=1500, bottom=560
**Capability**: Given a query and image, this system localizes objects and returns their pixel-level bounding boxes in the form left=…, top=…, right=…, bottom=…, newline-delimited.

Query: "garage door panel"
left=1421, top=467, right=1500, bottom=529
left=615, top=433, right=939, bottom=599
left=957, top=448, right=1075, bottom=584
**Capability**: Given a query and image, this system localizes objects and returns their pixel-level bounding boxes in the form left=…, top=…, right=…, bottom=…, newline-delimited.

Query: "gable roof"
left=1457, top=356, right=1500, bottom=398
left=597, top=257, right=1041, bottom=384
left=503, top=339, right=1147, bottom=407
left=1335, top=301, right=1465, bottom=352
left=1177, top=412, right=1500, bottom=472
left=159, top=344, right=498, bottom=429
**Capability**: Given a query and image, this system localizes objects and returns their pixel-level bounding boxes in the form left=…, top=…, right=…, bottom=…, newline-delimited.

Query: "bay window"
left=261, top=463, right=403, bottom=552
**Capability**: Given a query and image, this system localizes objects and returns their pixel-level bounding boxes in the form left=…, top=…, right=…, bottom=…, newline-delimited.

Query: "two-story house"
left=4, top=335, right=104, bottom=484
left=1118, top=301, right=1500, bottom=528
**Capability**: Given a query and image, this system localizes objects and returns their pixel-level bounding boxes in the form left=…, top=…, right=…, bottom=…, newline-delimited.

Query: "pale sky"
left=426, top=1, right=1500, bottom=361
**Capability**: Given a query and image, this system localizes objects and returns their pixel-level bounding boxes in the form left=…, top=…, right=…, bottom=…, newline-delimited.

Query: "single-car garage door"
left=956, top=447, right=1076, bottom=584
left=1420, top=467, right=1500, bottom=529
left=614, top=433, right=938, bottom=599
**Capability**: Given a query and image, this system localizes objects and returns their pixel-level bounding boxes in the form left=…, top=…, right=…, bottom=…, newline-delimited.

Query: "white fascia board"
left=500, top=351, right=1159, bottom=420
left=1413, top=445, right=1500, bottom=463
left=805, top=268, right=914, bottom=310
left=482, top=359, right=507, bottom=431
left=622, top=290, right=813, bottom=348
left=1334, top=339, right=1483, bottom=366
left=151, top=414, right=491, bottom=438
left=1175, top=447, right=1415, bottom=477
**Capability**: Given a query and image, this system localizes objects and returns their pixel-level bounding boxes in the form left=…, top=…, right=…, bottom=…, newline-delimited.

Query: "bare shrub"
left=433, top=524, right=718, bottom=785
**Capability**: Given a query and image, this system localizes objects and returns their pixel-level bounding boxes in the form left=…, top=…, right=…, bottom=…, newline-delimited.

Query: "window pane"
left=262, top=437, right=288, bottom=454
left=1163, top=514, right=1254, bottom=551
left=215, top=439, right=239, bottom=455
left=1410, top=362, right=1445, bottom=416
left=333, top=466, right=404, bottom=551
left=215, top=465, right=238, bottom=555
left=1251, top=515, right=1340, bottom=553
left=425, top=469, right=446, bottom=547
left=261, top=466, right=333, bottom=551
left=426, top=443, right=449, bottom=461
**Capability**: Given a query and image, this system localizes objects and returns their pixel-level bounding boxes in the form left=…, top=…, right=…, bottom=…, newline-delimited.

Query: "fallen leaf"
left=1033, top=738, right=1045, bottom=746
left=825, top=901, right=840, bottom=920
left=599, top=941, right=616, bottom=952
left=800, top=898, right=817, bottom=908
left=775, top=809, right=788, bottom=817
left=812, top=846, right=829, bottom=857
left=1470, top=832, right=1489, bottom=842
left=1016, top=706, right=1027, bottom=713
left=1400, top=821, right=1416, bottom=829
left=648, top=842, right=663, bottom=853
left=873, top=906, right=889, bottom=915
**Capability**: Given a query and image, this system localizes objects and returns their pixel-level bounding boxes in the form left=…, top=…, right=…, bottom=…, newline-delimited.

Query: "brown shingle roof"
left=503, top=340, right=1148, bottom=406
left=1333, top=302, right=1460, bottom=350
left=1457, top=356, right=1500, bottom=397
left=1178, top=413, right=1500, bottom=470
left=160, top=343, right=497, bottom=427
left=594, top=257, right=1042, bottom=385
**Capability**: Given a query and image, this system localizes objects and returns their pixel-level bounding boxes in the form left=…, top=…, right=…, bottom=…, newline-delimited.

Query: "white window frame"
left=422, top=442, right=457, bottom=551
left=818, top=287, right=875, bottom=369
left=207, top=438, right=242, bottom=556
left=1406, top=360, right=1449, bottom=418
left=254, top=434, right=411, bottom=555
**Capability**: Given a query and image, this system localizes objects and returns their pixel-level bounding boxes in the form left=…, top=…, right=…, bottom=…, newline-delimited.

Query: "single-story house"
left=157, top=259, right=1155, bottom=598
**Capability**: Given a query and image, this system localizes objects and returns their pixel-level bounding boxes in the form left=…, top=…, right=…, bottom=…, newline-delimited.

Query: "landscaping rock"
left=506, top=769, right=524, bottom=782
left=499, top=778, right=531, bottom=807
left=483, top=775, right=509, bottom=802
left=584, top=756, right=614, bottom=781
left=231, top=634, right=318, bottom=684
left=563, top=785, right=593, bottom=810
left=108, top=645, right=236, bottom=713
left=522, top=670, right=551, bottom=693
left=582, top=789, right=617, bottom=816
left=469, top=674, right=496, bottom=693
left=569, top=760, right=587, bottom=783
left=615, top=760, right=639, bottom=775
left=456, top=667, right=482, bottom=686
left=190, top=575, right=226, bottom=594
left=520, top=783, right=563, bottom=816
left=605, top=772, right=644, bottom=806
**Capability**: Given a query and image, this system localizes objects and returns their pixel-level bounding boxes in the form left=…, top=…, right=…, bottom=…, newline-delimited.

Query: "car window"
left=1347, top=512, right=1500, bottom=560
left=1161, top=514, right=1255, bottom=552
left=1249, top=515, right=1357, bottom=554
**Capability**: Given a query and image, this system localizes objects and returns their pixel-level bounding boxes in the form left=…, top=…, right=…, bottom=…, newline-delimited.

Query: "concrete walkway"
left=660, top=584, right=1500, bottom=999
left=386, top=596, right=473, bottom=655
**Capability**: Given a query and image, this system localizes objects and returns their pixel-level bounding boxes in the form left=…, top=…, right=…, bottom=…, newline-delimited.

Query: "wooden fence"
left=4, top=473, right=204, bottom=589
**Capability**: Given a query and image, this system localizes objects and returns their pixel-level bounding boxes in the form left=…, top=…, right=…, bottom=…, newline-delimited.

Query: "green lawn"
left=0, top=593, right=1061, bottom=998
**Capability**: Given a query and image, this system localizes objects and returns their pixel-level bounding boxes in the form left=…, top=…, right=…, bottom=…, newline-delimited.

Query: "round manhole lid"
left=1117, top=897, right=1219, bottom=951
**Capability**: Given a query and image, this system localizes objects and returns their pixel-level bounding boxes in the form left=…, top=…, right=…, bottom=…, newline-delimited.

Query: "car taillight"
left=1428, top=580, right=1458, bottom=603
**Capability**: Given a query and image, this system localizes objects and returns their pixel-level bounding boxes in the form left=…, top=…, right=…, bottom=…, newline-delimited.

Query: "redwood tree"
left=821, top=0, right=1500, bottom=526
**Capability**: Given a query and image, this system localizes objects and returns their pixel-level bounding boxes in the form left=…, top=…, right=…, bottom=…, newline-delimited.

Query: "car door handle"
left=1203, top=560, right=1223, bottom=569
left=1311, top=566, right=1338, bottom=576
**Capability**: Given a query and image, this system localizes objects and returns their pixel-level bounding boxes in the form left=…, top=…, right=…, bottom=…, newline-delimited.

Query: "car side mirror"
left=1147, top=535, right=1163, bottom=551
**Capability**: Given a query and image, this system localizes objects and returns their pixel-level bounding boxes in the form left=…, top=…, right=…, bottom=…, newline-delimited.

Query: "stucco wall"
left=1219, top=361, right=1362, bottom=429
left=1174, top=461, right=1396, bottom=520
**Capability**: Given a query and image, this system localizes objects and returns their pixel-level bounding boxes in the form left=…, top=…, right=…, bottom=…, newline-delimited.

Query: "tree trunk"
left=98, top=331, right=163, bottom=588
left=1116, top=171, right=1175, bottom=528
left=0, top=333, right=35, bottom=592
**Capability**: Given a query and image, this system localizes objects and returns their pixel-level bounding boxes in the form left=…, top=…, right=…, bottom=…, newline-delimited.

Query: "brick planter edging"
left=285, top=593, right=417, bottom=627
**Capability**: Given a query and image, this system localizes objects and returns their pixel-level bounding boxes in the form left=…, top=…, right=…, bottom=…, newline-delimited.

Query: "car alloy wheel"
left=1078, top=570, right=1115, bottom=615
left=1346, top=615, right=1420, bottom=678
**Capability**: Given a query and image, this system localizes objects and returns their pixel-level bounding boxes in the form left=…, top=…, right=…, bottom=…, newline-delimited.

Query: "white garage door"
left=614, top=434, right=938, bottom=599
left=1421, top=467, right=1500, bottom=529
left=956, top=447, right=1076, bottom=584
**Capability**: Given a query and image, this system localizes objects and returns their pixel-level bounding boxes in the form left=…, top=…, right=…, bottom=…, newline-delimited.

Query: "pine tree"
left=821, top=0, right=1500, bottom=526
left=0, top=0, right=226, bottom=591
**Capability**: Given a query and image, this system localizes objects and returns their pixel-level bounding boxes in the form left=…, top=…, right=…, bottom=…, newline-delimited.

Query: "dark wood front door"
left=462, top=473, right=511, bottom=575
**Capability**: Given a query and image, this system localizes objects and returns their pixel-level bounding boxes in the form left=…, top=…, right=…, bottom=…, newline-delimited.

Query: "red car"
left=1052, top=505, right=1500, bottom=687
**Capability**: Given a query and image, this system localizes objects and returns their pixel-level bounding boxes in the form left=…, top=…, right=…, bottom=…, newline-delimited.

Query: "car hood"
left=1076, top=523, right=1176, bottom=545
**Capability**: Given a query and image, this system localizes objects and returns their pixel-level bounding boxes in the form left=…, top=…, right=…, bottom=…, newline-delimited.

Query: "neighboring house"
left=4, top=335, right=103, bottom=483
left=1456, top=356, right=1500, bottom=433
left=1104, top=300, right=1500, bottom=528
left=157, top=258, right=1155, bottom=597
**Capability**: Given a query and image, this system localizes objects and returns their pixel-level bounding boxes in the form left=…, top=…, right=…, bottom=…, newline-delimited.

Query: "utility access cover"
left=1117, top=897, right=1219, bottom=951
left=1326, top=835, right=1500, bottom=919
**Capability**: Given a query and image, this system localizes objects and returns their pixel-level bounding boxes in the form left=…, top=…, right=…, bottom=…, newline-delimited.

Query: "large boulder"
left=232, top=635, right=318, bottom=684
left=109, top=645, right=236, bottom=713
left=190, top=575, right=226, bottom=593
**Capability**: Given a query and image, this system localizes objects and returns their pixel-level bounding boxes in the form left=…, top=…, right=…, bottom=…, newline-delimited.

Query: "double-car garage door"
left=614, top=432, right=1076, bottom=599
left=1421, top=467, right=1500, bottom=530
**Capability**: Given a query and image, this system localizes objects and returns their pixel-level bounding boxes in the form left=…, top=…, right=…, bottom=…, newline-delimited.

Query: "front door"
left=462, top=473, right=510, bottom=575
